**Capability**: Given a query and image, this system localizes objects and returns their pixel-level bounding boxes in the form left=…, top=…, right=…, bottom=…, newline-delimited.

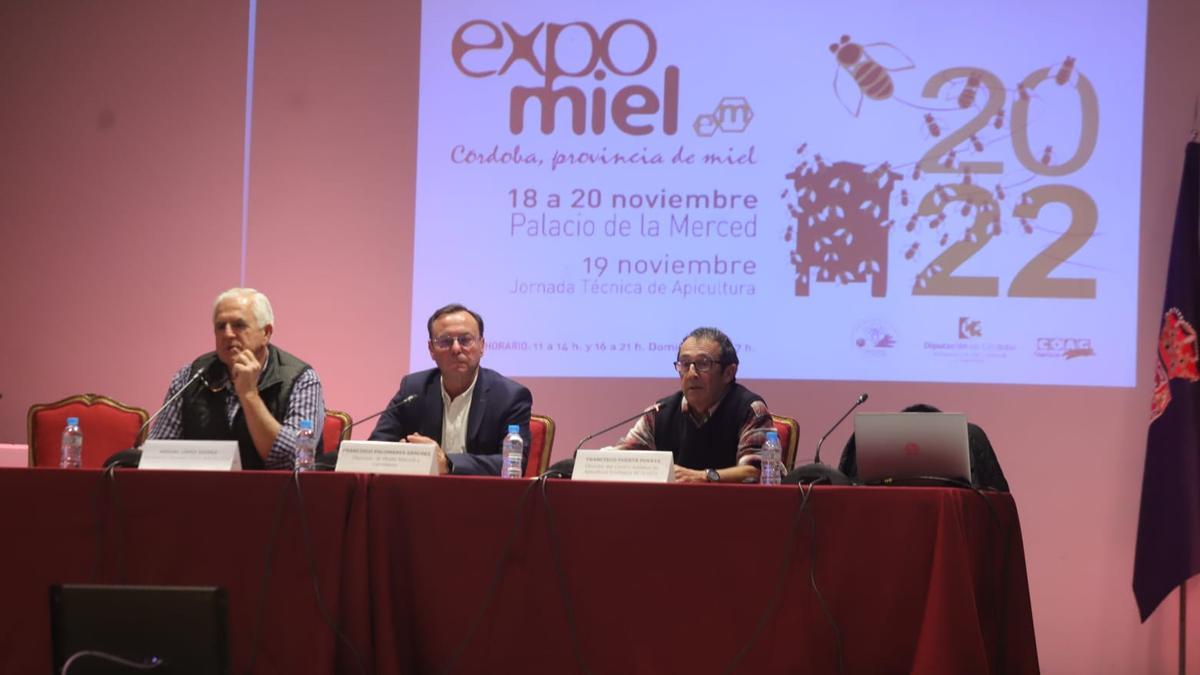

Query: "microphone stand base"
left=103, top=448, right=143, bottom=469
left=783, top=462, right=852, bottom=486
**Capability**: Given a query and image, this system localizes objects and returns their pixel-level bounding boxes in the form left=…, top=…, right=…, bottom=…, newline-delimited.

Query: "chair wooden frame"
left=528, top=414, right=557, bottom=476
left=324, top=409, right=353, bottom=453
left=771, top=414, right=801, bottom=471
left=26, top=393, right=150, bottom=467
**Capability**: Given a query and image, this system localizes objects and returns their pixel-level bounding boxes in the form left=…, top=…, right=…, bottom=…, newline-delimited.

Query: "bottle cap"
left=508, top=424, right=519, bottom=433
left=765, top=430, right=779, bottom=442
left=299, top=419, right=314, bottom=431
left=66, top=417, right=79, bottom=426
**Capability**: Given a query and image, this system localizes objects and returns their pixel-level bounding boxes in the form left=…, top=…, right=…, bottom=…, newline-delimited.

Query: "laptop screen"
left=49, top=584, right=230, bottom=675
left=853, top=412, right=971, bottom=484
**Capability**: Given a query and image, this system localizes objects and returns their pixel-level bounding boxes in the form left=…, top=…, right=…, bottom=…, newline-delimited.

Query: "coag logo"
left=451, top=19, right=680, bottom=136
left=1035, top=337, right=1095, bottom=359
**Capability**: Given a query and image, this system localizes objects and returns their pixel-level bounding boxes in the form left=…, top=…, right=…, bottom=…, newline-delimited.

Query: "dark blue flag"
left=1134, top=141, right=1200, bottom=622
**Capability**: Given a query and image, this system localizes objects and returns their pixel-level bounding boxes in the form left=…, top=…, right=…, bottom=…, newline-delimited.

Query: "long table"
left=0, top=469, right=1038, bottom=674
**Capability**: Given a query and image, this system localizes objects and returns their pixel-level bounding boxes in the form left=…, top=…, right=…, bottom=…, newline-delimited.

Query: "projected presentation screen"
left=411, top=2, right=1145, bottom=386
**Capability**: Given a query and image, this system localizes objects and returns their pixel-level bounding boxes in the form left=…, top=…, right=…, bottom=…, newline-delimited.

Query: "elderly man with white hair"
left=144, top=287, right=326, bottom=470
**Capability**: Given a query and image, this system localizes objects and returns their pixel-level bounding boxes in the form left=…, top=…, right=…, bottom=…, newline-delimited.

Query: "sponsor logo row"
left=852, top=317, right=1095, bottom=360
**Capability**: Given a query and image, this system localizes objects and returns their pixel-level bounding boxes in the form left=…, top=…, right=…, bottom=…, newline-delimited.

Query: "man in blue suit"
left=369, top=304, right=532, bottom=475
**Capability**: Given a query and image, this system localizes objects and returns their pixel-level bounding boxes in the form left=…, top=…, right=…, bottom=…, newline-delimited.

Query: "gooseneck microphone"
left=784, top=393, right=868, bottom=485
left=343, top=394, right=420, bottom=436
left=135, top=369, right=210, bottom=444
left=814, top=393, right=868, bottom=465
left=573, top=401, right=664, bottom=456
left=314, top=394, right=421, bottom=470
left=544, top=401, right=665, bottom=478
left=102, top=368, right=211, bottom=468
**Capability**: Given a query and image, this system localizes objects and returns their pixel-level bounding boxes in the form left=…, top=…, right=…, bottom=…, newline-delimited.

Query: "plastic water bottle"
left=502, top=424, right=523, bottom=478
left=60, top=417, right=83, bottom=469
left=759, top=430, right=781, bottom=485
left=295, top=419, right=317, bottom=472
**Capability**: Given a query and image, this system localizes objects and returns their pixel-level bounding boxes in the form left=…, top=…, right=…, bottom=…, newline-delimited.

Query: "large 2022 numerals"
left=914, top=184, right=1097, bottom=298
left=911, top=65, right=1099, bottom=298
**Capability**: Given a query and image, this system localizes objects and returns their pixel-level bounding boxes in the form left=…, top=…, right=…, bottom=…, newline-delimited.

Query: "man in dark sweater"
left=615, top=327, right=773, bottom=483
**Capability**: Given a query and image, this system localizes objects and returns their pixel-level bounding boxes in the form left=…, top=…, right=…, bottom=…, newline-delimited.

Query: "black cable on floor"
left=439, top=478, right=541, bottom=675
left=722, top=481, right=813, bottom=675
left=539, top=477, right=592, bottom=675
left=886, top=476, right=1012, bottom=674
left=104, top=466, right=128, bottom=585
left=290, top=470, right=370, bottom=675
left=803, top=481, right=844, bottom=675
left=90, top=467, right=113, bottom=582
left=245, top=475, right=292, bottom=675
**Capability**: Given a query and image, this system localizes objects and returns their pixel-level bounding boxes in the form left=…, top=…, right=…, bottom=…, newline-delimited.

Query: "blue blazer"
left=368, top=367, right=532, bottom=475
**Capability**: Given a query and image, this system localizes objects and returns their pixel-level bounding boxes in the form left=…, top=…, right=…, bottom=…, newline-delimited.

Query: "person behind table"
left=143, top=287, right=326, bottom=469
left=614, top=327, right=773, bottom=483
left=368, top=303, right=532, bottom=476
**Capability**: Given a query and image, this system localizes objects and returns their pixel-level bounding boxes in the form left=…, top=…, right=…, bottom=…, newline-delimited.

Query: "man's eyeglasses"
left=431, top=335, right=478, bottom=351
left=674, top=357, right=723, bottom=374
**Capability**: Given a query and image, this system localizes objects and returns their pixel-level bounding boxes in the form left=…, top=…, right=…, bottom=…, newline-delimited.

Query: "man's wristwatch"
left=705, top=468, right=720, bottom=483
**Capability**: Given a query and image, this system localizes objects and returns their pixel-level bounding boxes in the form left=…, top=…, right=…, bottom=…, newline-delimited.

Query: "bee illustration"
left=969, top=134, right=984, bottom=153
left=1041, top=145, right=1054, bottom=166
left=943, top=149, right=957, bottom=169
left=785, top=225, right=794, bottom=242
left=1020, top=217, right=1034, bottom=234
left=869, top=162, right=893, bottom=187
left=993, top=107, right=1005, bottom=129
left=900, top=189, right=909, bottom=206
left=905, top=213, right=919, bottom=232
left=830, top=35, right=916, bottom=117
left=905, top=242, right=920, bottom=260
left=912, top=163, right=922, bottom=180
left=958, top=72, right=981, bottom=109
left=1054, top=56, right=1076, bottom=86
left=929, top=213, right=946, bottom=229
left=924, top=113, right=941, bottom=138
left=796, top=143, right=808, bottom=154
left=814, top=153, right=828, bottom=171
left=940, top=232, right=950, bottom=247
left=994, top=183, right=1006, bottom=201
left=960, top=201, right=973, bottom=217
left=962, top=167, right=973, bottom=186
left=1018, top=83, right=1031, bottom=102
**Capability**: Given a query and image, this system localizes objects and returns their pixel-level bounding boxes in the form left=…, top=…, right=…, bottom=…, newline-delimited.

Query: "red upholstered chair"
left=26, top=394, right=149, bottom=468
left=771, top=414, right=801, bottom=471
left=524, top=414, right=556, bottom=477
left=323, top=409, right=352, bottom=455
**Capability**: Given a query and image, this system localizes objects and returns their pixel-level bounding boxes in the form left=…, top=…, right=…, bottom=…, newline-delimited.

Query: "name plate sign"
left=335, top=441, right=438, bottom=475
left=573, top=449, right=674, bottom=483
left=139, top=440, right=242, bottom=471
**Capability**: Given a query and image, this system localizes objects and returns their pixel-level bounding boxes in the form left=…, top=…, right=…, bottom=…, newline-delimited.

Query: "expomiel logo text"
left=452, top=19, right=680, bottom=136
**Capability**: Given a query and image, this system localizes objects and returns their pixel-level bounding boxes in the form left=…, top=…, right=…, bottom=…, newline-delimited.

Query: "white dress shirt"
left=440, top=370, right=479, bottom=455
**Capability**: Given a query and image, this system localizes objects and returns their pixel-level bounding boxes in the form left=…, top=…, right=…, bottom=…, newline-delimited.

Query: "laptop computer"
left=49, top=584, right=231, bottom=675
left=853, top=412, right=971, bottom=485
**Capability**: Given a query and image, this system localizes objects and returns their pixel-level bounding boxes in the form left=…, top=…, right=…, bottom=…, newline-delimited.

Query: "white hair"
left=213, top=287, right=274, bottom=329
